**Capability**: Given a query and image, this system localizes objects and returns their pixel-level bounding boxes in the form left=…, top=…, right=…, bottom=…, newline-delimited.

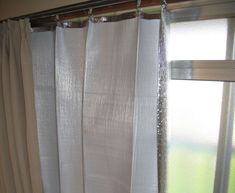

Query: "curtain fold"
left=55, top=26, right=87, bottom=193
left=83, top=18, right=138, bottom=193
left=131, top=18, right=160, bottom=193
left=0, top=16, right=160, bottom=193
left=32, top=31, right=60, bottom=193
left=31, top=16, right=160, bottom=193
left=0, top=19, right=43, bottom=193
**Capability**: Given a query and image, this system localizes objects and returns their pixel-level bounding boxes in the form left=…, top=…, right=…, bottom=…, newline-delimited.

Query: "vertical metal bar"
left=213, top=83, right=235, bottom=193
left=213, top=18, right=235, bottom=193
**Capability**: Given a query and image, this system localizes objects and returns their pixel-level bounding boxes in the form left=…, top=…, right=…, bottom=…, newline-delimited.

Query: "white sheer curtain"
left=32, top=31, right=60, bottom=193
left=56, top=27, right=87, bottom=193
left=84, top=18, right=138, bottom=193
left=32, top=16, right=160, bottom=193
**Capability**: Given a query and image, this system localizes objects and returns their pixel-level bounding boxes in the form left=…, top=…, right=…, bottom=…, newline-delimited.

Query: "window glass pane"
left=168, top=19, right=228, bottom=60
left=228, top=123, right=235, bottom=193
left=167, top=80, right=223, bottom=193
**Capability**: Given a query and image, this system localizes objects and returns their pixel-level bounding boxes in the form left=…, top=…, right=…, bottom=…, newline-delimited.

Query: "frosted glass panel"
left=167, top=80, right=223, bottom=193
left=169, top=19, right=227, bottom=60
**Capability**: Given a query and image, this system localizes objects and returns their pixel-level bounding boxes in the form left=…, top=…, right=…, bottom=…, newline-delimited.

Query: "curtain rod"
left=16, top=0, right=134, bottom=19
left=19, top=0, right=190, bottom=27
left=3, top=0, right=232, bottom=26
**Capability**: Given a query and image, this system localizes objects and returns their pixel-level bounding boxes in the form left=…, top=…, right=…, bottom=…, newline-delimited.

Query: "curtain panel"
left=32, top=16, right=160, bottom=193
left=0, top=20, right=43, bottom=193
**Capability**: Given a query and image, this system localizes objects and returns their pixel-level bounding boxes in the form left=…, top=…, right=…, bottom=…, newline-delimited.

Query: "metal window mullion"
left=213, top=18, right=235, bottom=193
left=213, top=83, right=235, bottom=193
left=170, top=60, right=235, bottom=82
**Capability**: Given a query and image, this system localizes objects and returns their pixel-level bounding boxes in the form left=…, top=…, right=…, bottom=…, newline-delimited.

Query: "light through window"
left=167, top=18, right=229, bottom=193
left=168, top=19, right=227, bottom=60
left=167, top=80, right=223, bottom=193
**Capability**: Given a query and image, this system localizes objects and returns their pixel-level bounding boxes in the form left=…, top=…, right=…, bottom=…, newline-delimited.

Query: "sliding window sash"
left=214, top=17, right=235, bottom=193
left=169, top=17, right=235, bottom=193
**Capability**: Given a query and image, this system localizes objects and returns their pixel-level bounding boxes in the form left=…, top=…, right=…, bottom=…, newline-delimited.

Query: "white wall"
left=0, top=0, right=87, bottom=20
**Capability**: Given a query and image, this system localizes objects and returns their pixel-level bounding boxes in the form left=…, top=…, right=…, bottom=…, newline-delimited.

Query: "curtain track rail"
left=0, top=0, right=191, bottom=26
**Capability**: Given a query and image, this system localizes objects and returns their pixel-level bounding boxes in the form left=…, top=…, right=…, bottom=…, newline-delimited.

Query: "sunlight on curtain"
left=55, top=27, right=87, bottom=193
left=83, top=18, right=138, bottom=193
left=32, top=17, right=160, bottom=193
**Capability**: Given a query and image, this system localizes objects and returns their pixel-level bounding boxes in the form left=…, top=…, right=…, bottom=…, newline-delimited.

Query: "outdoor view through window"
left=167, top=19, right=235, bottom=193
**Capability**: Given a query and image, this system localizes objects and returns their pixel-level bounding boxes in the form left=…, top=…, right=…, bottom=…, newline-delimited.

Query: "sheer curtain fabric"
left=32, top=17, right=160, bottom=193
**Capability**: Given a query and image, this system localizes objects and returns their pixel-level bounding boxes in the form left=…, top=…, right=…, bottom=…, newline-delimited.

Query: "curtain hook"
left=55, top=14, right=62, bottom=27
left=62, top=21, right=71, bottom=28
left=88, top=8, right=93, bottom=21
left=161, top=0, right=168, bottom=10
left=136, top=0, right=142, bottom=16
left=55, top=14, right=59, bottom=21
left=137, top=0, right=141, bottom=8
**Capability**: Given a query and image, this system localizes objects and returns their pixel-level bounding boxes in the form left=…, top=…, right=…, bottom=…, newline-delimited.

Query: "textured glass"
left=167, top=80, right=223, bottom=193
left=169, top=19, right=227, bottom=60
left=32, top=31, right=60, bottom=193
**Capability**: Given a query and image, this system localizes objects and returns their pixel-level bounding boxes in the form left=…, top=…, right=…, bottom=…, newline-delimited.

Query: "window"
left=167, top=80, right=223, bottom=193
left=169, top=19, right=227, bottom=60
left=167, top=12, right=235, bottom=193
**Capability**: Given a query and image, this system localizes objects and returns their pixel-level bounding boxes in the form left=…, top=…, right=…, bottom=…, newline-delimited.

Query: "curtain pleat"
left=32, top=31, right=60, bottom=193
left=131, top=19, right=160, bottom=193
left=83, top=18, right=138, bottom=193
left=55, top=27, right=87, bottom=193
left=0, top=16, right=160, bottom=193
left=0, top=22, right=16, bottom=193
left=31, top=17, right=160, bottom=193
left=0, top=20, right=43, bottom=193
